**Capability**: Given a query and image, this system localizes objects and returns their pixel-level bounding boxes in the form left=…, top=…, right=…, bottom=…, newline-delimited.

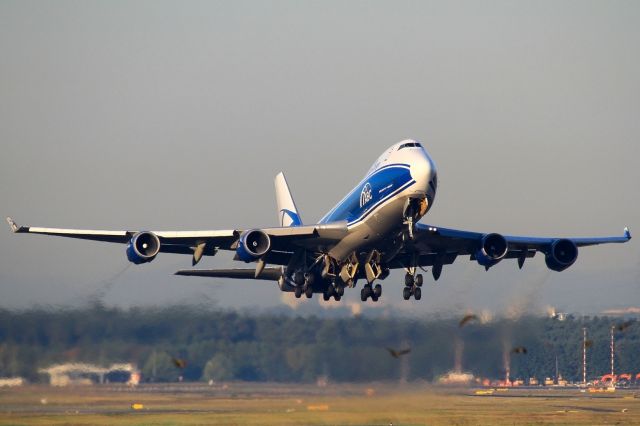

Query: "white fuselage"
left=320, top=140, right=437, bottom=260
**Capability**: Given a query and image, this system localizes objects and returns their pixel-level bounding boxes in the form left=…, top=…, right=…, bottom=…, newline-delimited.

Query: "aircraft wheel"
left=374, top=284, right=382, bottom=298
left=336, top=285, right=345, bottom=296
left=293, top=272, right=305, bottom=286
left=305, top=286, right=313, bottom=298
left=404, top=273, right=414, bottom=286
left=414, top=287, right=422, bottom=300
left=333, top=294, right=342, bottom=301
left=294, top=287, right=302, bottom=298
left=322, top=292, right=331, bottom=301
left=403, top=286, right=411, bottom=300
left=371, top=294, right=379, bottom=302
left=360, top=288, right=368, bottom=301
left=415, top=274, right=423, bottom=287
left=304, top=273, right=315, bottom=286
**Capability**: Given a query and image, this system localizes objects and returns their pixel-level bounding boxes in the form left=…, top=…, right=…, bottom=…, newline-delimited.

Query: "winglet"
left=624, top=227, right=631, bottom=240
left=6, top=217, right=19, bottom=233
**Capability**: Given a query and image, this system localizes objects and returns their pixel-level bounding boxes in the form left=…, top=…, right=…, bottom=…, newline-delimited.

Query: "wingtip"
left=624, top=227, right=631, bottom=240
left=6, top=217, right=18, bottom=233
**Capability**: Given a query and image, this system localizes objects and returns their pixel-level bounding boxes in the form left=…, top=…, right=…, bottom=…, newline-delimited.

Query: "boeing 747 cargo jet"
left=6, top=140, right=631, bottom=302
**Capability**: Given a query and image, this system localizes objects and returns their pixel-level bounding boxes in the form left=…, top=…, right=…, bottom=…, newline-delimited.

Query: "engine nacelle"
left=126, top=231, right=161, bottom=264
left=236, top=229, right=271, bottom=262
left=545, top=239, right=578, bottom=272
left=475, top=233, right=508, bottom=267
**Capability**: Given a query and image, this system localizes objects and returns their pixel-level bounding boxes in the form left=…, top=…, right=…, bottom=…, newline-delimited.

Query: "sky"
left=1, top=1, right=639, bottom=316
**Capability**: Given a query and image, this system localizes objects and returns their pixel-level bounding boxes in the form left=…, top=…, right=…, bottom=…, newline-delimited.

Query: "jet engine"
left=236, top=229, right=271, bottom=262
left=126, top=231, right=161, bottom=264
left=545, top=239, right=578, bottom=272
left=475, top=233, right=508, bottom=267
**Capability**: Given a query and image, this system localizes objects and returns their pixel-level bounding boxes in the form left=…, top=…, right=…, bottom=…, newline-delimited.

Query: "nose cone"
left=413, top=145, right=436, bottom=189
left=412, top=145, right=437, bottom=209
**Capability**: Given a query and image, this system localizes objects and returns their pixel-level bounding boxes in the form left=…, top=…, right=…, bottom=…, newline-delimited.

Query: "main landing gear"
left=402, top=272, right=423, bottom=300
left=361, top=283, right=382, bottom=302
left=323, top=282, right=344, bottom=301
left=293, top=272, right=315, bottom=299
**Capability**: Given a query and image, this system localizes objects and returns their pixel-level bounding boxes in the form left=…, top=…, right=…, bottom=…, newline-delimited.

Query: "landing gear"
left=304, top=285, right=313, bottom=298
left=403, top=272, right=423, bottom=300
left=403, top=286, right=411, bottom=300
left=321, top=281, right=345, bottom=302
left=360, top=284, right=381, bottom=302
left=295, top=286, right=302, bottom=298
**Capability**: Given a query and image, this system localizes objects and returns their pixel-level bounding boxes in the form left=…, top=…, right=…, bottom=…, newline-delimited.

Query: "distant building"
left=39, top=363, right=139, bottom=386
left=437, top=371, right=475, bottom=385
left=0, top=377, right=25, bottom=387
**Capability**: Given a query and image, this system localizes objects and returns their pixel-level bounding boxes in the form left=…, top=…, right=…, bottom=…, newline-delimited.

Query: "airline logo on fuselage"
left=360, top=182, right=373, bottom=208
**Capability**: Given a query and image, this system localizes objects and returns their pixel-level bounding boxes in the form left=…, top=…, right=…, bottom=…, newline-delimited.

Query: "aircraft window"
left=398, top=142, right=421, bottom=150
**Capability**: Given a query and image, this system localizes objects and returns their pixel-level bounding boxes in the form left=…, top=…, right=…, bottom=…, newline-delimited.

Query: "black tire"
left=360, top=288, right=368, bottom=302
left=304, top=273, right=315, bottom=286
left=337, top=286, right=345, bottom=296
left=293, top=272, right=305, bottom=286
left=415, top=274, right=423, bottom=287
left=414, top=287, right=422, bottom=300
left=374, top=284, right=382, bottom=297
left=334, top=294, right=342, bottom=301
left=403, top=286, right=411, bottom=300
left=404, top=274, right=414, bottom=286
left=294, top=287, right=302, bottom=298
left=305, top=286, right=313, bottom=298
left=371, top=294, right=378, bottom=302
left=323, top=292, right=331, bottom=301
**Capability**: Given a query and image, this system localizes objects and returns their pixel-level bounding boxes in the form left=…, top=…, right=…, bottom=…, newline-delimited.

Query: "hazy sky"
left=1, top=1, right=638, bottom=315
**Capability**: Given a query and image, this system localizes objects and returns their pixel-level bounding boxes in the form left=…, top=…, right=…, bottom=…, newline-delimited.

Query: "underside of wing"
left=175, top=267, right=283, bottom=281
left=389, top=223, right=631, bottom=278
left=6, top=217, right=348, bottom=266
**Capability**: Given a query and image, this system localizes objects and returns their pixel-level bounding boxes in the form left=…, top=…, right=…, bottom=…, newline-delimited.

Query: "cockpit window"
left=398, top=142, right=422, bottom=150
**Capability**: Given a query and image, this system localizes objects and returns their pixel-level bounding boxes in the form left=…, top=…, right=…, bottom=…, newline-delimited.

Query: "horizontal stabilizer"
left=175, top=267, right=283, bottom=281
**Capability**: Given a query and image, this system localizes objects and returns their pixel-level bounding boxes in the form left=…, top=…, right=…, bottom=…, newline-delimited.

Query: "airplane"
left=6, top=139, right=632, bottom=302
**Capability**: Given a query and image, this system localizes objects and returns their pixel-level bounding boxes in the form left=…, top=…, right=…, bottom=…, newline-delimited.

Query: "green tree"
left=203, top=353, right=234, bottom=381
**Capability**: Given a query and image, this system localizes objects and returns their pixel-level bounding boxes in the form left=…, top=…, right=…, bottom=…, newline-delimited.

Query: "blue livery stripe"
left=320, top=164, right=414, bottom=225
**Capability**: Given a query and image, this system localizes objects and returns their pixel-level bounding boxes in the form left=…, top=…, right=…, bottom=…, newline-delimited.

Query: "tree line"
left=0, top=304, right=637, bottom=383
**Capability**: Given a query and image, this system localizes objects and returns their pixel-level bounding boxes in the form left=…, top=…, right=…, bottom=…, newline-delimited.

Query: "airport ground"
left=1, top=382, right=639, bottom=425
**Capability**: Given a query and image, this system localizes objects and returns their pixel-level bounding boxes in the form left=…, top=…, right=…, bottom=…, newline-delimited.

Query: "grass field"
left=1, top=382, right=639, bottom=425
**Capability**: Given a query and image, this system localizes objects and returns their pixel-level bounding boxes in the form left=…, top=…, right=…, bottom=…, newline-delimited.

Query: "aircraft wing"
left=5, top=217, right=347, bottom=264
left=390, top=223, right=631, bottom=272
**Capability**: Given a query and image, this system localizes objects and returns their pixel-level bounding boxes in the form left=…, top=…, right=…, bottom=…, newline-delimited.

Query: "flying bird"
left=459, top=314, right=479, bottom=328
left=511, top=346, right=528, bottom=355
left=615, top=321, right=634, bottom=332
left=172, top=358, right=187, bottom=369
left=386, top=347, right=411, bottom=359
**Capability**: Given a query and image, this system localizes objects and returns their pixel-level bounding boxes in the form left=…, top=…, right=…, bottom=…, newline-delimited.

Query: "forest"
left=0, top=304, right=637, bottom=383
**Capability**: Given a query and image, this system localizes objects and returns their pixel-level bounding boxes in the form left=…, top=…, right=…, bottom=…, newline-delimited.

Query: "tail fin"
left=275, top=172, right=302, bottom=227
